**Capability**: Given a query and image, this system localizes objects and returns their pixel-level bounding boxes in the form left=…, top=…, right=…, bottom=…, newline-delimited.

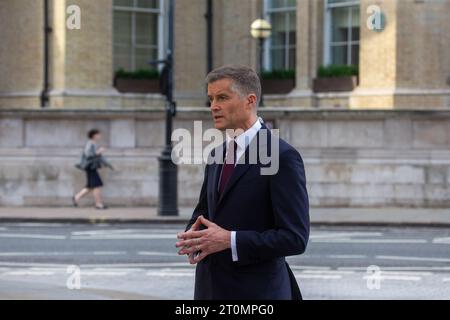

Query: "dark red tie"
left=219, top=140, right=237, bottom=194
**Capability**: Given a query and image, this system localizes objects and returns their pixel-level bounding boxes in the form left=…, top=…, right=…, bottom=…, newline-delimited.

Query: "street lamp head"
left=250, top=19, right=272, bottom=39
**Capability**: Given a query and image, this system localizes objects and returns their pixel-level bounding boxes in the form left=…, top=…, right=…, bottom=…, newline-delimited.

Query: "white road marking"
left=71, top=229, right=181, bottom=236
left=148, top=229, right=183, bottom=234
left=301, top=270, right=355, bottom=275
left=0, top=262, right=70, bottom=268
left=310, top=232, right=383, bottom=239
left=29, top=267, right=69, bottom=272
left=0, top=264, right=448, bottom=284
left=312, top=239, right=428, bottom=244
left=3, top=223, right=67, bottom=228
left=376, top=255, right=450, bottom=263
left=81, top=271, right=128, bottom=276
left=338, top=266, right=450, bottom=272
left=295, top=274, right=342, bottom=279
left=78, top=262, right=193, bottom=268
left=146, top=272, right=194, bottom=277
left=363, top=275, right=421, bottom=281
left=71, top=234, right=176, bottom=240
left=0, top=257, right=447, bottom=283
left=86, top=268, right=145, bottom=273
left=433, top=237, right=450, bottom=244
left=146, top=268, right=195, bottom=277
left=0, top=252, right=66, bottom=257
left=93, top=251, right=127, bottom=256
left=377, top=271, right=432, bottom=276
left=3, top=271, right=55, bottom=276
left=289, top=265, right=331, bottom=270
left=138, top=251, right=178, bottom=257
left=72, top=229, right=148, bottom=236
left=0, top=233, right=67, bottom=240
left=327, top=254, right=367, bottom=259
left=0, top=267, right=144, bottom=274
left=0, top=251, right=126, bottom=257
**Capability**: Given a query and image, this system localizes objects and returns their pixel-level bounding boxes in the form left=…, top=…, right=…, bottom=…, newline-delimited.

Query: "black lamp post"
left=150, top=0, right=178, bottom=216
left=251, top=18, right=272, bottom=107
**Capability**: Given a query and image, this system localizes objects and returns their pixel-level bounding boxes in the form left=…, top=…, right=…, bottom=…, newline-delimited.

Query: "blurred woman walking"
left=73, top=129, right=113, bottom=210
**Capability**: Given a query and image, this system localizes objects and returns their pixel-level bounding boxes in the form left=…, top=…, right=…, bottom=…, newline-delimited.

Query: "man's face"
left=208, top=78, right=251, bottom=131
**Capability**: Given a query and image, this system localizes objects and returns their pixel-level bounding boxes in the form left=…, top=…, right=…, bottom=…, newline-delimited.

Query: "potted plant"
left=261, top=69, right=296, bottom=94
left=313, top=65, right=358, bottom=92
left=114, top=68, right=161, bottom=94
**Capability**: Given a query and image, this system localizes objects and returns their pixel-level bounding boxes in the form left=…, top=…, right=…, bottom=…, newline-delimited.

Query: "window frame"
left=263, top=0, right=297, bottom=71
left=113, top=0, right=166, bottom=72
left=323, top=0, right=360, bottom=66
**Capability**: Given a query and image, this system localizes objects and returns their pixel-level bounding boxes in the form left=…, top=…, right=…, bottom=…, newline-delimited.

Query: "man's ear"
left=246, top=94, right=257, bottom=109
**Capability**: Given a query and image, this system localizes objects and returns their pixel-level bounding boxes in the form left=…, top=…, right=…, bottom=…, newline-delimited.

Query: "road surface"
left=0, top=223, right=449, bottom=299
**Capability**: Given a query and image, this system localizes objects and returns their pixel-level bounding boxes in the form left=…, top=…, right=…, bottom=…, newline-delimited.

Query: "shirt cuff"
left=231, top=231, right=238, bottom=262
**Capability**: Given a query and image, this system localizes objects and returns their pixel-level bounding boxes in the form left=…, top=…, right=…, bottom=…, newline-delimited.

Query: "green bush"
left=115, top=68, right=160, bottom=80
left=261, top=69, right=295, bottom=80
left=317, top=65, right=358, bottom=78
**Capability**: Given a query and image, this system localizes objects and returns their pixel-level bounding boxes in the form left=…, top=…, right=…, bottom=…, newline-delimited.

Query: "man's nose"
left=210, top=102, right=220, bottom=111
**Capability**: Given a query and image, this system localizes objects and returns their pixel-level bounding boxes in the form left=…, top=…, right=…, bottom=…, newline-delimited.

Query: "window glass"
left=137, top=0, right=159, bottom=9
left=113, top=0, right=161, bottom=71
left=327, top=0, right=360, bottom=66
left=135, top=12, right=158, bottom=46
left=266, top=0, right=297, bottom=71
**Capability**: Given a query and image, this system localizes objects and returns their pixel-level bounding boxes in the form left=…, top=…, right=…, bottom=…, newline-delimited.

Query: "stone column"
left=173, top=0, right=207, bottom=107
left=0, top=0, right=44, bottom=108
left=217, top=0, right=258, bottom=68
left=287, top=0, right=319, bottom=108
left=350, top=0, right=398, bottom=109
left=50, top=0, right=119, bottom=109
left=393, top=0, right=450, bottom=108
left=351, top=0, right=450, bottom=109
left=174, top=0, right=259, bottom=107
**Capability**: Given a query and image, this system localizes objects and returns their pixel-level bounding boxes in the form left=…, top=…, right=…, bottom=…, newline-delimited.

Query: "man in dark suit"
left=176, top=65, right=309, bottom=300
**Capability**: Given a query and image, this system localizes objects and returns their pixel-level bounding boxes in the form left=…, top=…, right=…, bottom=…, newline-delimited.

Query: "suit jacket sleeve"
left=236, top=148, right=310, bottom=265
left=185, top=165, right=209, bottom=232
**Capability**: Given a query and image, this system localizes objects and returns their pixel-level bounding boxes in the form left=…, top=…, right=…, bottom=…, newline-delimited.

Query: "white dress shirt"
left=225, top=118, right=262, bottom=262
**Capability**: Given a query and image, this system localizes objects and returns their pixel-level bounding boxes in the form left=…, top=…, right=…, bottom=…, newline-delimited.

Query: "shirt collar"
left=226, top=118, right=262, bottom=150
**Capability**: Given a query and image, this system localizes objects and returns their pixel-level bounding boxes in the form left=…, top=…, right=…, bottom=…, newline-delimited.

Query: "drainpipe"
left=40, top=0, right=52, bottom=108
left=205, top=0, right=213, bottom=106
left=205, top=0, right=213, bottom=73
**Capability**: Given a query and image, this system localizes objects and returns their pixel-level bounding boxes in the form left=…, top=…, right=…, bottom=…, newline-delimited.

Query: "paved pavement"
left=0, top=207, right=192, bottom=224
left=0, top=207, right=449, bottom=226
left=0, top=222, right=450, bottom=299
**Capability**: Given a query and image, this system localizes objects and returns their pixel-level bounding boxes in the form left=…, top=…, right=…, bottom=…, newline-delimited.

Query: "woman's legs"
left=76, top=170, right=105, bottom=208
left=74, top=188, right=90, bottom=203
left=92, top=188, right=104, bottom=208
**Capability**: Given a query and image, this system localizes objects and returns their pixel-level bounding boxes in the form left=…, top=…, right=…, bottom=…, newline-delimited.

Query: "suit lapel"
left=217, top=162, right=251, bottom=207
left=211, top=162, right=222, bottom=210
left=209, top=142, right=226, bottom=213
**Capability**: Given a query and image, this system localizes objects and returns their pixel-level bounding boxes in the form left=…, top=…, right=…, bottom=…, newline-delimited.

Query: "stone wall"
left=0, top=108, right=449, bottom=208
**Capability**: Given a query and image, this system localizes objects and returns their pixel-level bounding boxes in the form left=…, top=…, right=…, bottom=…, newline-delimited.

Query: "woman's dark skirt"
left=85, top=169, right=103, bottom=189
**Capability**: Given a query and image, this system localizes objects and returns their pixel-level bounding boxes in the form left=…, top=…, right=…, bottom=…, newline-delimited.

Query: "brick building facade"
left=0, top=0, right=449, bottom=208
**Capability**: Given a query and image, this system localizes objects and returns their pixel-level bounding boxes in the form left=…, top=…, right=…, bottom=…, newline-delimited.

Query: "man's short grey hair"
left=206, top=65, right=262, bottom=106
